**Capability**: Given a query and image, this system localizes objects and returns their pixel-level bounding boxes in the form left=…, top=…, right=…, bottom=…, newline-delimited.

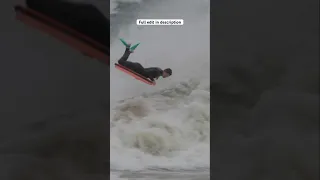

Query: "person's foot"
left=125, top=43, right=134, bottom=53
left=126, top=43, right=134, bottom=53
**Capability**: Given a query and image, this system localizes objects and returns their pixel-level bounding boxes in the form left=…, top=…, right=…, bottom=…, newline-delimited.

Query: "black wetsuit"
left=118, top=47, right=163, bottom=81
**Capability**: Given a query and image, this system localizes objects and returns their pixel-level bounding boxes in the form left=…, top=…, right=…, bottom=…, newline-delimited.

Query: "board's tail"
left=119, top=38, right=140, bottom=51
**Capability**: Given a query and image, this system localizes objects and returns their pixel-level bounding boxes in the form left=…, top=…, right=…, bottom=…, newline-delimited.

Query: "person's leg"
left=117, top=46, right=146, bottom=75
left=130, top=63, right=145, bottom=75
left=118, top=47, right=131, bottom=65
left=120, top=61, right=145, bottom=75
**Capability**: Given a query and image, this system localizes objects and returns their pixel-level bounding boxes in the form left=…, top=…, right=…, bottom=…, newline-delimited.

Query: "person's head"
left=162, top=68, right=172, bottom=78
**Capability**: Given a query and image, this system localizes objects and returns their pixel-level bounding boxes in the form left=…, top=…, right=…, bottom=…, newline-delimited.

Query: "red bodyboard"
left=115, top=63, right=156, bottom=86
left=14, top=5, right=109, bottom=65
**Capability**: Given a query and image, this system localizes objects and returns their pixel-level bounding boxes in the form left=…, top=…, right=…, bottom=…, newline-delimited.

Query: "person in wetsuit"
left=118, top=44, right=172, bottom=82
